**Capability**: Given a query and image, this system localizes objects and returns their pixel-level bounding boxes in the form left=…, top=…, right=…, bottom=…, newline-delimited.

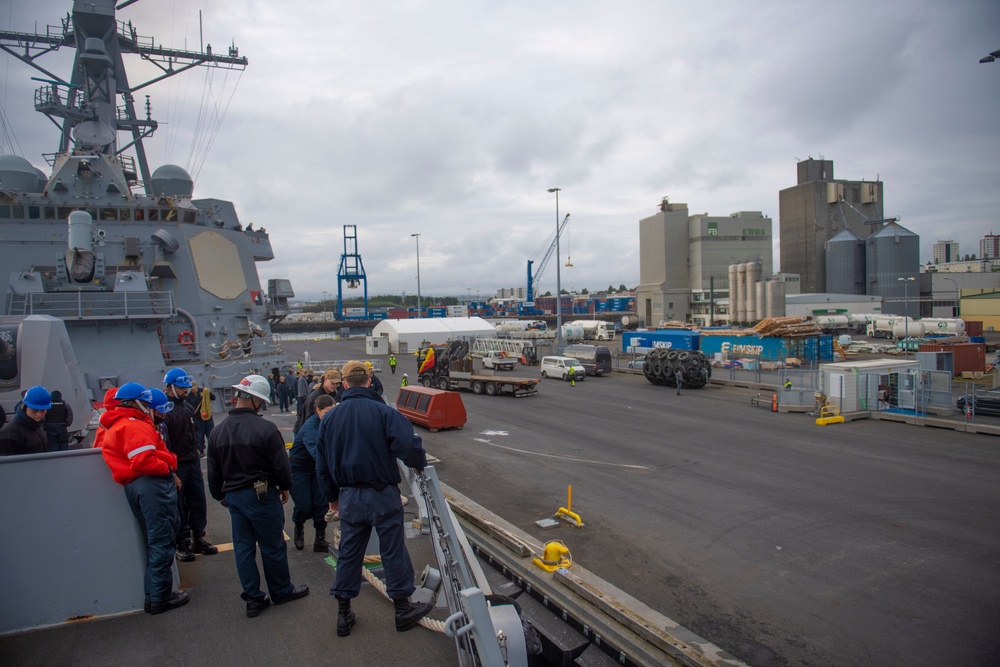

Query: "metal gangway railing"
left=470, top=338, right=535, bottom=358
left=6, top=290, right=175, bottom=320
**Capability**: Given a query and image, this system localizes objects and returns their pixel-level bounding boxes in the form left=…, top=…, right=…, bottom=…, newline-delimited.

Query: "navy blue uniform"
left=316, top=386, right=426, bottom=601
left=207, top=408, right=297, bottom=604
left=289, top=413, right=329, bottom=527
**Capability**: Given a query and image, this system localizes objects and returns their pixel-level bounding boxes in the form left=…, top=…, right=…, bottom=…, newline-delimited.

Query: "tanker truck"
left=567, top=319, right=616, bottom=341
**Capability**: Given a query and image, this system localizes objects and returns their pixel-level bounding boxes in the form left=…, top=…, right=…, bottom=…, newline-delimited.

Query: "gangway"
left=403, top=465, right=527, bottom=666
left=471, top=338, right=535, bottom=358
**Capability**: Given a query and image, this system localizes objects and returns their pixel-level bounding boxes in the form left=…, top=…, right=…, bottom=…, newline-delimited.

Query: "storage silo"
left=766, top=279, right=786, bottom=317
left=756, top=282, right=766, bottom=320
left=825, top=228, right=865, bottom=295
left=736, top=263, right=747, bottom=324
left=866, top=222, right=920, bottom=317
left=746, top=261, right=760, bottom=322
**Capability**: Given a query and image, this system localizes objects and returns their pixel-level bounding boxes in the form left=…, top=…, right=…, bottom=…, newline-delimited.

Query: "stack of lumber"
left=751, top=316, right=823, bottom=338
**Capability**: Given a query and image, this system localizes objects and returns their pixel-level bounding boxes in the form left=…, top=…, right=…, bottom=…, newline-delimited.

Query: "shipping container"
left=699, top=335, right=788, bottom=361
left=965, top=320, right=984, bottom=337
left=916, top=342, right=986, bottom=376
left=621, top=330, right=700, bottom=353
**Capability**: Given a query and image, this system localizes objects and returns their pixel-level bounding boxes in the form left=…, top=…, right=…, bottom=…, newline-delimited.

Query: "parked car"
left=957, top=394, right=1000, bottom=417
left=627, top=357, right=646, bottom=369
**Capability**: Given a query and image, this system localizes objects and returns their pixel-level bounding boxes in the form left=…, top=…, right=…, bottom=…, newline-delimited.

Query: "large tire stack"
left=642, top=348, right=712, bottom=389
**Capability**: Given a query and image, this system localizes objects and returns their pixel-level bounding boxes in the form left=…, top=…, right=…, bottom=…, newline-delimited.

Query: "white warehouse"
left=371, top=317, right=496, bottom=354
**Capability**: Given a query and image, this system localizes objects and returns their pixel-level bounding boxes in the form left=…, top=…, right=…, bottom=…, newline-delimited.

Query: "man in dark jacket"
left=207, top=374, right=308, bottom=618
left=44, top=390, right=74, bottom=451
left=0, top=385, right=50, bottom=456
left=316, top=361, right=431, bottom=637
left=163, top=368, right=217, bottom=561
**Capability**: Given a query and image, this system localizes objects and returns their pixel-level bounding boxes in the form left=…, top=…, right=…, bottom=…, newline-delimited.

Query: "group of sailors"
left=14, top=360, right=434, bottom=634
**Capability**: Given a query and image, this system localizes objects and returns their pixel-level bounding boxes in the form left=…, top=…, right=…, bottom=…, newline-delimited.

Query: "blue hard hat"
left=163, top=368, right=193, bottom=388
left=115, top=382, right=153, bottom=404
left=147, top=388, right=173, bottom=414
left=23, top=385, right=52, bottom=410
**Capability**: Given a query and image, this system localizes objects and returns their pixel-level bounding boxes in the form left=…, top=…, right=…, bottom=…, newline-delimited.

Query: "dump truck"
left=417, top=341, right=539, bottom=397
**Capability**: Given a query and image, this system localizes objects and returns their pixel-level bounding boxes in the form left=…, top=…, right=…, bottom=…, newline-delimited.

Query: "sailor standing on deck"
left=207, top=374, right=309, bottom=618
left=0, top=385, right=51, bottom=456
left=162, top=368, right=218, bottom=561
left=316, top=360, right=432, bottom=637
left=98, top=382, right=188, bottom=615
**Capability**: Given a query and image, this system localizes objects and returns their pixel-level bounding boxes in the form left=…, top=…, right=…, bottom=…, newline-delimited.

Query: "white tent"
left=372, top=317, right=496, bottom=354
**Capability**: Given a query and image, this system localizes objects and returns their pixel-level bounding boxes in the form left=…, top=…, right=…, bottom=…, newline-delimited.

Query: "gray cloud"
left=3, top=0, right=999, bottom=299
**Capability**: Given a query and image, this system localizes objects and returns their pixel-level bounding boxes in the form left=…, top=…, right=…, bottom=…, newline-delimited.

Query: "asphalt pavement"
left=283, top=336, right=1000, bottom=667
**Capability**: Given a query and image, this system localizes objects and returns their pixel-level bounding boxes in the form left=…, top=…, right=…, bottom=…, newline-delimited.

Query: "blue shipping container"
left=622, top=330, right=699, bottom=353
left=699, top=335, right=788, bottom=361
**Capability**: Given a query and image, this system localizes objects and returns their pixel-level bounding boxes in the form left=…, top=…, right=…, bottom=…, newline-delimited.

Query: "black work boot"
left=148, top=590, right=190, bottom=615
left=246, top=596, right=270, bottom=618
left=393, top=597, right=433, bottom=632
left=313, top=522, right=330, bottom=553
left=175, top=539, right=195, bottom=562
left=293, top=523, right=305, bottom=551
left=336, top=596, right=356, bottom=637
left=190, top=532, right=218, bottom=555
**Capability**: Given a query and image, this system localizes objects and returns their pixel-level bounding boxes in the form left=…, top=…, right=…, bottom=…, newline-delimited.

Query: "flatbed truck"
left=419, top=370, right=539, bottom=397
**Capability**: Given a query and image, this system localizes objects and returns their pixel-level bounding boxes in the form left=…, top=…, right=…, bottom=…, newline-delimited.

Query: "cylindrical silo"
left=825, top=228, right=865, bottom=294
left=728, top=264, right=738, bottom=324
left=767, top=280, right=786, bottom=317
left=756, top=282, right=766, bottom=321
left=746, top=262, right=760, bottom=322
left=866, top=222, right=920, bottom=317
left=736, top=263, right=747, bottom=324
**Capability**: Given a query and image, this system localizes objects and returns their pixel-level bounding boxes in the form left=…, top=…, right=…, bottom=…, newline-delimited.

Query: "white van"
left=540, top=356, right=586, bottom=382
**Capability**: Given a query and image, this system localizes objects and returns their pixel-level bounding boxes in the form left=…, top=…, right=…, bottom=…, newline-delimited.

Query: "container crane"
left=526, top=213, right=569, bottom=305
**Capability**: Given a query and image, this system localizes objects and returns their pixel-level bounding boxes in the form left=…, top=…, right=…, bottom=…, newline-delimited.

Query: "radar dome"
left=150, top=164, right=194, bottom=197
left=0, top=154, right=40, bottom=192
left=34, top=168, right=49, bottom=193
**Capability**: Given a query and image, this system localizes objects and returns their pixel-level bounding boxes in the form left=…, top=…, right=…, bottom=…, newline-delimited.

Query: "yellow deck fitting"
left=554, top=485, right=584, bottom=528
left=815, top=405, right=845, bottom=426
left=532, top=540, right=572, bottom=573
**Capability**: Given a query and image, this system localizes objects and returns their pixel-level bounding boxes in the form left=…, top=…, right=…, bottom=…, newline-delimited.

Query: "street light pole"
left=411, top=233, right=421, bottom=319
left=547, top=187, right=562, bottom=347
left=898, top=276, right=915, bottom=358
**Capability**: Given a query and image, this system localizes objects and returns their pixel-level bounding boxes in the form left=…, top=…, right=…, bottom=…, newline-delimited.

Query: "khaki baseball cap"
left=341, top=360, right=371, bottom=379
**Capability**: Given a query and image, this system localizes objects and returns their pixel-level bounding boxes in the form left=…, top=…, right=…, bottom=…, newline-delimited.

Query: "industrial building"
left=637, top=198, right=773, bottom=327
left=779, top=158, right=920, bottom=317
left=784, top=293, right=882, bottom=318
left=779, top=158, right=887, bottom=294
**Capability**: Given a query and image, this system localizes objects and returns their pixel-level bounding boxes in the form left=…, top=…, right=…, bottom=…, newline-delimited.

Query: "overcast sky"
left=3, top=0, right=999, bottom=301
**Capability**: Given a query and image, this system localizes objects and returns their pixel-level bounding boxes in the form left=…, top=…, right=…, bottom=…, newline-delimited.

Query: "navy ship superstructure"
left=0, top=1, right=292, bottom=428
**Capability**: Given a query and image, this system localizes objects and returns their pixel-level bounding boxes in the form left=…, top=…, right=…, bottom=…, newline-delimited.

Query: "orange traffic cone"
left=771, top=394, right=778, bottom=412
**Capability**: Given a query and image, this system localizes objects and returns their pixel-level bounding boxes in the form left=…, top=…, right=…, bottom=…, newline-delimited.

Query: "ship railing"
left=6, top=290, right=175, bottom=320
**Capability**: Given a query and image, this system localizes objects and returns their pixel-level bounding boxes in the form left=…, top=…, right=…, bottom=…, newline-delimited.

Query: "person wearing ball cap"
left=316, top=360, right=431, bottom=637
left=0, top=385, right=51, bottom=456
left=207, top=374, right=308, bottom=618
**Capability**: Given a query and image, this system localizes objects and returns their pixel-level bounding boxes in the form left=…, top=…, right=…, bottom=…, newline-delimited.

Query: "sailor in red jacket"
left=99, top=382, right=188, bottom=615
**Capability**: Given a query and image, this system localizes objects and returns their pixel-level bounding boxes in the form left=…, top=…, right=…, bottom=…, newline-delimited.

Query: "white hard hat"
left=232, top=374, right=272, bottom=403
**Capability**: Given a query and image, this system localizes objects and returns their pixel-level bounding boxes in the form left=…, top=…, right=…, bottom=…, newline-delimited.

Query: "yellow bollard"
left=554, top=485, right=584, bottom=528
left=532, top=540, right=572, bottom=572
